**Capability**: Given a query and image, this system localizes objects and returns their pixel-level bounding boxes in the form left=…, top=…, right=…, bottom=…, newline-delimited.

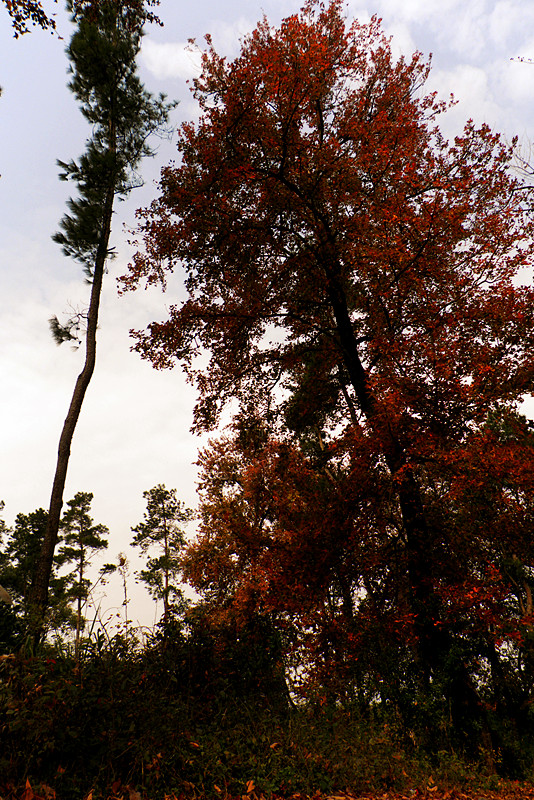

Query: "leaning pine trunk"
left=29, top=182, right=114, bottom=634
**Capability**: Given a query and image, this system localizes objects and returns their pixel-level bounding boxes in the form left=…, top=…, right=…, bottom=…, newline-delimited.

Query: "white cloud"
left=381, top=19, right=417, bottom=60
left=443, top=0, right=488, bottom=59
left=371, top=0, right=531, bottom=63
left=428, top=63, right=504, bottom=137
left=141, top=40, right=203, bottom=80
left=488, top=0, right=534, bottom=52
left=141, top=15, right=259, bottom=82
left=208, top=16, right=257, bottom=55
left=378, top=0, right=461, bottom=27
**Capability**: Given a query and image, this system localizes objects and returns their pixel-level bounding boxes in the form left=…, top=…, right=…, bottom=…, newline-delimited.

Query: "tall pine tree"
left=30, top=0, right=173, bottom=637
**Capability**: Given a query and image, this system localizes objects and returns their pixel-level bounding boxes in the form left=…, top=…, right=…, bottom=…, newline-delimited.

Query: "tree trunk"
left=326, top=266, right=442, bottom=683
left=163, top=516, right=169, bottom=623
left=29, top=180, right=115, bottom=640
left=75, top=550, right=85, bottom=658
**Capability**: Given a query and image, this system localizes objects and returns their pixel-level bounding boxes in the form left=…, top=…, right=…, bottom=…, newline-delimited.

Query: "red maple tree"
left=121, top=0, right=534, bottom=731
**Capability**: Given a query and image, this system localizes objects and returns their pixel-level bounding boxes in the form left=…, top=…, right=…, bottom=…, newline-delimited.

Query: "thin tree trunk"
left=122, top=564, right=129, bottom=625
left=30, top=178, right=115, bottom=639
left=163, top=506, right=169, bottom=622
left=75, top=551, right=85, bottom=658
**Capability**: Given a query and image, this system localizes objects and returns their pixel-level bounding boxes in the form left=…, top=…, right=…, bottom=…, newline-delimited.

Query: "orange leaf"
left=20, top=779, right=35, bottom=800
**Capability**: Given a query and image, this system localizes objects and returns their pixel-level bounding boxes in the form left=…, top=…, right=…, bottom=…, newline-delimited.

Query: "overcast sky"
left=1, top=0, right=534, bottom=630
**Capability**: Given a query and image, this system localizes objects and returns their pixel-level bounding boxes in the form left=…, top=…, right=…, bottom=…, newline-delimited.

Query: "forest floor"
left=319, top=791, right=534, bottom=799
left=8, top=785, right=534, bottom=800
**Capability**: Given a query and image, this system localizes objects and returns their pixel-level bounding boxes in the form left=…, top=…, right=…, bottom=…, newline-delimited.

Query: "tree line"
left=0, top=484, right=189, bottom=650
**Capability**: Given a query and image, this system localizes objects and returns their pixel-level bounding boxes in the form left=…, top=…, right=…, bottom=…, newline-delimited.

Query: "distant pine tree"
left=132, top=485, right=191, bottom=622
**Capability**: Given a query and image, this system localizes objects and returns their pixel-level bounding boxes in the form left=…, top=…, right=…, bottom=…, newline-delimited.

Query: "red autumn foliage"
left=121, top=0, right=534, bottom=724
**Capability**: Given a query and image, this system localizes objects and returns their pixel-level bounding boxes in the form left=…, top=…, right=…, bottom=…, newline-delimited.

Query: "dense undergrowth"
left=2, top=618, right=534, bottom=800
